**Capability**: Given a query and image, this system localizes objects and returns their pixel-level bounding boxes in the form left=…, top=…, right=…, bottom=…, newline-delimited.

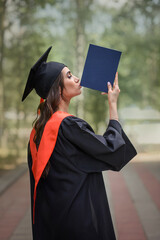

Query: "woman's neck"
left=58, top=99, right=70, bottom=113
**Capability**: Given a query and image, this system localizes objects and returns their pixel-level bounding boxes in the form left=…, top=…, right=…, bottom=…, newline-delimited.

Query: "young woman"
left=22, top=46, right=137, bottom=240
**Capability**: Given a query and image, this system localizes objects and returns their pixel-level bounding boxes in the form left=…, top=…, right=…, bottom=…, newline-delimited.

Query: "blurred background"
left=0, top=0, right=160, bottom=239
left=0, top=0, right=160, bottom=167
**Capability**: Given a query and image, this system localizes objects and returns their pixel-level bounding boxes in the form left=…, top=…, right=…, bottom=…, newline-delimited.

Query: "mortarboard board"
left=22, top=46, right=66, bottom=101
left=80, top=44, right=122, bottom=92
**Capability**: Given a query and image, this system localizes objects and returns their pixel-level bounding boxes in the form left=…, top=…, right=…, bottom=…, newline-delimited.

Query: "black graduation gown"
left=28, top=116, right=137, bottom=240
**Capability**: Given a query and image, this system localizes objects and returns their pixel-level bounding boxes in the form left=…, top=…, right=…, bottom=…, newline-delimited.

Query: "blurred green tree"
left=0, top=0, right=160, bottom=164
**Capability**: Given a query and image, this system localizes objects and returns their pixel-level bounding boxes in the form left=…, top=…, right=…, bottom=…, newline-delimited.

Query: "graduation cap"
left=80, top=44, right=122, bottom=92
left=22, top=46, right=66, bottom=101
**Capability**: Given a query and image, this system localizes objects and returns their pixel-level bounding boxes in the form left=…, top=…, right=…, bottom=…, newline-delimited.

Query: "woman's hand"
left=101, top=72, right=120, bottom=121
left=101, top=72, right=120, bottom=104
left=107, top=72, right=120, bottom=105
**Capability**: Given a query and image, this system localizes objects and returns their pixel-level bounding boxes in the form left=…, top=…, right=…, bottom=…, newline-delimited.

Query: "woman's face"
left=61, top=67, right=82, bottom=101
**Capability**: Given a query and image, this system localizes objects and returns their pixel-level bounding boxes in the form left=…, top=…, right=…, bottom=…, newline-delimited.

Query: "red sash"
left=29, top=111, right=72, bottom=224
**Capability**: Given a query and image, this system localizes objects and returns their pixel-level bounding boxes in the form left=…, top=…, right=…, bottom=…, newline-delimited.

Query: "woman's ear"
left=59, top=86, right=61, bottom=95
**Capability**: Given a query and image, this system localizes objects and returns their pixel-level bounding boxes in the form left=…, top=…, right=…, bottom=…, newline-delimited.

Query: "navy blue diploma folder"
left=80, top=44, right=122, bottom=92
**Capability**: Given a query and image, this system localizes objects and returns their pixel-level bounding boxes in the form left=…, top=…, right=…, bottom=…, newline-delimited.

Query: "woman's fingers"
left=114, top=72, right=118, bottom=86
left=107, top=81, right=112, bottom=91
left=102, top=74, right=119, bottom=95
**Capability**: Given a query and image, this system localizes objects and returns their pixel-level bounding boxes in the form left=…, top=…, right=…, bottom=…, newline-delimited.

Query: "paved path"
left=0, top=160, right=160, bottom=240
left=103, top=162, right=160, bottom=240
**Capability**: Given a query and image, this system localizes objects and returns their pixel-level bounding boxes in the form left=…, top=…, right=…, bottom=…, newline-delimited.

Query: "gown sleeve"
left=61, top=116, right=137, bottom=173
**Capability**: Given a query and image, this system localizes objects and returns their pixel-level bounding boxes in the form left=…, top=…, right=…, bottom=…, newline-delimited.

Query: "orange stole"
left=30, top=111, right=72, bottom=224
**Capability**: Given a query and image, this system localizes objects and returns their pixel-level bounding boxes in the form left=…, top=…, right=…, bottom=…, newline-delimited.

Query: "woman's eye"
left=68, top=74, right=72, bottom=79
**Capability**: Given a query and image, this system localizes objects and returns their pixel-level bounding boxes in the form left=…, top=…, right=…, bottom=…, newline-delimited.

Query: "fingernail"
left=107, top=82, right=110, bottom=85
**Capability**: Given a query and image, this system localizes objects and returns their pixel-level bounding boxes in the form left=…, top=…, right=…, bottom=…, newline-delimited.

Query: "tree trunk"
left=0, top=0, right=7, bottom=148
left=15, top=105, right=21, bottom=158
left=74, top=0, right=85, bottom=117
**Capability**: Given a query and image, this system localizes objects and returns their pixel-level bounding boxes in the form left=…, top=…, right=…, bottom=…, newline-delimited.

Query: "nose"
left=74, top=76, right=80, bottom=83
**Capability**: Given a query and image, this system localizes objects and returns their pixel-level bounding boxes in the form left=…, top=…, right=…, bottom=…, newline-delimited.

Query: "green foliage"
left=0, top=0, right=160, bottom=161
left=83, top=88, right=108, bottom=133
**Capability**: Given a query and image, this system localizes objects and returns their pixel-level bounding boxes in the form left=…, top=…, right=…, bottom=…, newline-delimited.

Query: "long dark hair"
left=33, top=72, right=64, bottom=178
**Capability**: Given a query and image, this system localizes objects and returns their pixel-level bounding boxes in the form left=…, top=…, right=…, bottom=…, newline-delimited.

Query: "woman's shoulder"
left=61, top=115, right=94, bottom=132
left=62, top=115, right=88, bottom=128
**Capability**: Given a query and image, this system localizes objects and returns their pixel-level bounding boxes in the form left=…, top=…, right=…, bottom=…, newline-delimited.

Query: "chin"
left=78, top=89, right=82, bottom=95
left=71, top=90, right=82, bottom=99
